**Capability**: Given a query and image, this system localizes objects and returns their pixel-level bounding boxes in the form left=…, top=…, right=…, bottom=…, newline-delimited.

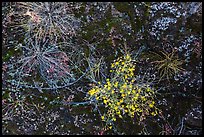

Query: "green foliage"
left=87, top=54, right=158, bottom=130
left=151, top=49, right=184, bottom=82
left=85, top=56, right=106, bottom=83
left=12, top=2, right=79, bottom=43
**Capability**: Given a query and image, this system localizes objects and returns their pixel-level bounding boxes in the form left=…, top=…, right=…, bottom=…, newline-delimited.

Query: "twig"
left=178, top=117, right=184, bottom=135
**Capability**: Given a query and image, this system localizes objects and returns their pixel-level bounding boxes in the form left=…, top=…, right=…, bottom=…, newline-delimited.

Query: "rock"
left=185, top=104, right=202, bottom=128
left=184, top=129, right=202, bottom=135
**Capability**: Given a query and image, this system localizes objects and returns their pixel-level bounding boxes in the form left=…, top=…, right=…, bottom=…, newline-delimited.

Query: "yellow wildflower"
left=115, top=62, right=119, bottom=65
left=113, top=118, right=116, bottom=121
left=130, top=112, right=134, bottom=117
left=132, top=107, right=135, bottom=110
left=116, top=111, right=121, bottom=115
left=147, top=87, right=150, bottom=92
left=103, top=100, right=107, bottom=104
left=111, top=63, right=114, bottom=68
left=141, top=96, right=146, bottom=101
left=136, top=108, right=140, bottom=112
left=117, top=102, right=120, bottom=106
left=133, top=96, right=138, bottom=100
left=135, top=93, right=139, bottom=97
left=101, top=116, right=105, bottom=120
left=114, top=82, right=118, bottom=88
left=121, top=68, right=125, bottom=72
left=122, top=83, right=127, bottom=89
left=151, top=112, right=156, bottom=116
left=128, top=68, right=135, bottom=72
left=149, top=103, right=154, bottom=108
left=88, top=88, right=98, bottom=96
left=136, top=109, right=142, bottom=112
left=126, top=54, right=130, bottom=60
left=129, top=72, right=134, bottom=77
left=131, top=79, right=135, bottom=83
left=120, top=89, right=124, bottom=93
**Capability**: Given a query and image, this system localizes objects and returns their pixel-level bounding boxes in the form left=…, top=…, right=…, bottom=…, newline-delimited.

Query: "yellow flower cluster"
left=87, top=54, right=158, bottom=129
left=88, top=86, right=100, bottom=96
left=110, top=54, right=135, bottom=79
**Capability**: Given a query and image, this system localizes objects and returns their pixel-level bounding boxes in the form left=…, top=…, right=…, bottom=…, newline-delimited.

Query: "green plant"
left=2, top=91, right=36, bottom=120
left=151, top=49, right=184, bottom=82
left=9, top=2, right=80, bottom=43
left=85, top=56, right=107, bottom=83
left=87, top=54, right=158, bottom=130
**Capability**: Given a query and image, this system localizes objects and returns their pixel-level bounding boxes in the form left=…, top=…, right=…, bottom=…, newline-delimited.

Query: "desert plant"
left=87, top=53, right=159, bottom=130
left=2, top=91, right=36, bottom=121
left=7, top=2, right=80, bottom=43
left=85, top=55, right=107, bottom=83
left=6, top=36, right=87, bottom=91
left=151, top=49, right=185, bottom=82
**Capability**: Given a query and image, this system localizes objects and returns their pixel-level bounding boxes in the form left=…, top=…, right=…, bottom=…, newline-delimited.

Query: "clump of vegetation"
left=6, top=38, right=74, bottom=89
left=2, top=91, right=35, bottom=121
left=8, top=2, right=80, bottom=43
left=151, top=49, right=184, bottom=82
left=87, top=54, right=159, bottom=130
